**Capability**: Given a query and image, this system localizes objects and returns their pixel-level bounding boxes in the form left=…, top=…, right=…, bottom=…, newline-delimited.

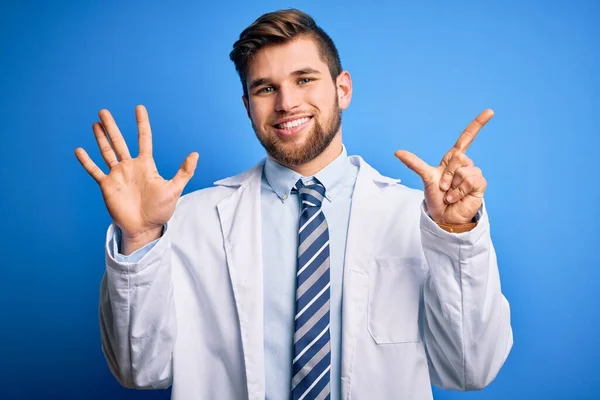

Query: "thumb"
left=171, top=152, right=199, bottom=190
left=394, top=150, right=433, bottom=182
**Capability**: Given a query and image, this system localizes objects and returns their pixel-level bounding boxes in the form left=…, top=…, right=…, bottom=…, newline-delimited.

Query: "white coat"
left=99, top=155, right=513, bottom=400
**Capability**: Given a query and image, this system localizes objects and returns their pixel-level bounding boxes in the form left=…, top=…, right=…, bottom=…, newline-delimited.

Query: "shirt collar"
left=263, top=144, right=352, bottom=202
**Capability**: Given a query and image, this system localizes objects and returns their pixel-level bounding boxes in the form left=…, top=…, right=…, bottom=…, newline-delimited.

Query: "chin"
left=277, top=140, right=308, bottom=155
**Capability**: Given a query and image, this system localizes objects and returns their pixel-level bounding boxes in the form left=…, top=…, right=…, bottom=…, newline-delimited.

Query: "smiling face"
left=243, top=35, right=352, bottom=168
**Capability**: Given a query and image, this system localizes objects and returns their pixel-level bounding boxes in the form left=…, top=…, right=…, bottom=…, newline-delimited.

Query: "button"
left=282, top=193, right=288, bottom=200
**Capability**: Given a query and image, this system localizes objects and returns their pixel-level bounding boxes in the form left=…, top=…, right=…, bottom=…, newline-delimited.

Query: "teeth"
left=278, top=117, right=310, bottom=130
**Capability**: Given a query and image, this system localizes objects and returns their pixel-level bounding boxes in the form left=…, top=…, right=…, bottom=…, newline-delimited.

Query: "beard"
left=251, top=95, right=342, bottom=167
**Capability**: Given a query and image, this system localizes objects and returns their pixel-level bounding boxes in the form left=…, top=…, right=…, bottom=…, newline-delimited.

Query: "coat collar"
left=213, top=155, right=401, bottom=189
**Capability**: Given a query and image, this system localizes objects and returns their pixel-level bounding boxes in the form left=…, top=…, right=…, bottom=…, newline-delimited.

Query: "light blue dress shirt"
left=260, top=146, right=358, bottom=399
left=111, top=145, right=359, bottom=400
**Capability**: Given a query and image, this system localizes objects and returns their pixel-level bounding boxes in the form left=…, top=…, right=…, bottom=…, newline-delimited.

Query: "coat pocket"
left=367, top=256, right=424, bottom=344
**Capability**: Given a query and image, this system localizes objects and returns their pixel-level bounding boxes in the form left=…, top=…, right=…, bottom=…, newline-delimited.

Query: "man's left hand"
left=395, top=109, right=493, bottom=225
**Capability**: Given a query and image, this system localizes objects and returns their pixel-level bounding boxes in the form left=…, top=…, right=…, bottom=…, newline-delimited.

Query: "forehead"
left=247, top=36, right=328, bottom=81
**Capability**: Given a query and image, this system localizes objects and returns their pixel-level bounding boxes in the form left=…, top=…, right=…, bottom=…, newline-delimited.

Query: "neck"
left=286, top=132, right=343, bottom=176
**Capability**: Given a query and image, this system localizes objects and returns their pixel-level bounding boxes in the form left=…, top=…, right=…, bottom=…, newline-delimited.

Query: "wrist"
left=121, top=226, right=163, bottom=255
left=435, top=220, right=477, bottom=233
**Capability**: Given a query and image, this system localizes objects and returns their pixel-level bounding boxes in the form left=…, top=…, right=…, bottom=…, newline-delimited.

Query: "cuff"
left=420, top=199, right=488, bottom=245
left=111, top=225, right=163, bottom=263
left=105, top=222, right=169, bottom=272
left=424, top=201, right=483, bottom=233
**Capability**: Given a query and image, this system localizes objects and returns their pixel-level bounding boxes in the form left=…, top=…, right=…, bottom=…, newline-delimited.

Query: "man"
left=75, top=8, right=513, bottom=400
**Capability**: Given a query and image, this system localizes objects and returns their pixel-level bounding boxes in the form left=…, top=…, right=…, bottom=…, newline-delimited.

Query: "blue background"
left=1, top=0, right=598, bottom=399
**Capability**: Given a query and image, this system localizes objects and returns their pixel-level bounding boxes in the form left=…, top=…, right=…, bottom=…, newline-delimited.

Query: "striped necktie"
left=291, top=178, right=331, bottom=400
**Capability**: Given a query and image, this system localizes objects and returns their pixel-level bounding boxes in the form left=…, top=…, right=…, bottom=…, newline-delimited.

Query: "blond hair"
left=229, top=8, right=343, bottom=97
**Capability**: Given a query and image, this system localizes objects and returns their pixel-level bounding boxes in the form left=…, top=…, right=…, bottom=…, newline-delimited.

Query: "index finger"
left=453, top=108, right=494, bottom=152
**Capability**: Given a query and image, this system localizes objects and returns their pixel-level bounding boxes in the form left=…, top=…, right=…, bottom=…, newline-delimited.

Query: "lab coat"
left=99, top=155, right=513, bottom=399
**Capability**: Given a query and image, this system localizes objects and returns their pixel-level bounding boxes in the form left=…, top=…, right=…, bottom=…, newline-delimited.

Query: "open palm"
left=75, top=105, right=199, bottom=240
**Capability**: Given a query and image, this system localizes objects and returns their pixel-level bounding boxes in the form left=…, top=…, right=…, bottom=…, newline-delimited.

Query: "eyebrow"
left=248, top=67, right=322, bottom=91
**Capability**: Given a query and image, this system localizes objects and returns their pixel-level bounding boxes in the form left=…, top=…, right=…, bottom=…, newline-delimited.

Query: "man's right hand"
left=75, top=105, right=199, bottom=255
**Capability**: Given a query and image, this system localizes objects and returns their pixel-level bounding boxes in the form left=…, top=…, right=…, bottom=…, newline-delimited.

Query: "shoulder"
left=351, top=155, right=424, bottom=204
left=353, top=156, right=426, bottom=231
left=178, top=185, right=234, bottom=208
left=173, top=159, right=265, bottom=213
left=382, top=181, right=424, bottom=203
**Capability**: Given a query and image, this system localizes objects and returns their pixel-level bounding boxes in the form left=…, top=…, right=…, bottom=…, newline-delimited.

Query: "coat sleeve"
left=98, top=221, right=176, bottom=389
left=419, top=199, right=513, bottom=390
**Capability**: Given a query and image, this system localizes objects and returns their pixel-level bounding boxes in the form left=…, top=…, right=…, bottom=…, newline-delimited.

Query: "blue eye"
left=258, top=87, right=274, bottom=94
left=298, top=78, right=313, bottom=84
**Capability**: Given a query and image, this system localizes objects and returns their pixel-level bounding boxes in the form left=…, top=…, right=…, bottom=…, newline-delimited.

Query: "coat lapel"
left=215, top=160, right=266, bottom=400
left=340, top=156, right=400, bottom=400
left=212, top=155, right=399, bottom=400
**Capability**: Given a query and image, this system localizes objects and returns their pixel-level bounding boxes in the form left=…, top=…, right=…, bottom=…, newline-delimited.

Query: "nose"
left=275, top=85, right=300, bottom=113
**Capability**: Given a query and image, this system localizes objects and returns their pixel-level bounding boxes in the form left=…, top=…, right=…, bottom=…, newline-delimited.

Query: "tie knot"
left=294, top=178, right=326, bottom=208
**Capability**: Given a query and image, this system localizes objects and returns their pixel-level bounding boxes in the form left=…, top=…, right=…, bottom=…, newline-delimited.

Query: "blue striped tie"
left=291, top=178, right=331, bottom=400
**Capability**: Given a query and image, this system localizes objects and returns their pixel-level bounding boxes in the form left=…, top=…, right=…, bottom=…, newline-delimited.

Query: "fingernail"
left=446, top=194, right=453, bottom=203
left=440, top=182, right=449, bottom=191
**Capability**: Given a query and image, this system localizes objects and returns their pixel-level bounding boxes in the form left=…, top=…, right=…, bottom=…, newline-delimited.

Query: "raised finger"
left=136, top=105, right=153, bottom=156
left=440, top=152, right=473, bottom=191
left=92, top=122, right=118, bottom=168
left=74, top=147, right=106, bottom=183
left=395, top=150, right=434, bottom=183
left=171, top=152, right=200, bottom=192
left=98, top=109, right=132, bottom=160
left=453, top=108, right=494, bottom=153
left=451, top=166, right=481, bottom=190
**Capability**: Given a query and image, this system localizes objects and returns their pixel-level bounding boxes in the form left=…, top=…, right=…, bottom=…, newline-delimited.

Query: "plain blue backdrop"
left=1, top=0, right=598, bottom=399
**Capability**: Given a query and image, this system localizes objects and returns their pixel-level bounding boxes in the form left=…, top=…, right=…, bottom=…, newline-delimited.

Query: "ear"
left=336, top=70, right=352, bottom=110
left=242, top=95, right=251, bottom=119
